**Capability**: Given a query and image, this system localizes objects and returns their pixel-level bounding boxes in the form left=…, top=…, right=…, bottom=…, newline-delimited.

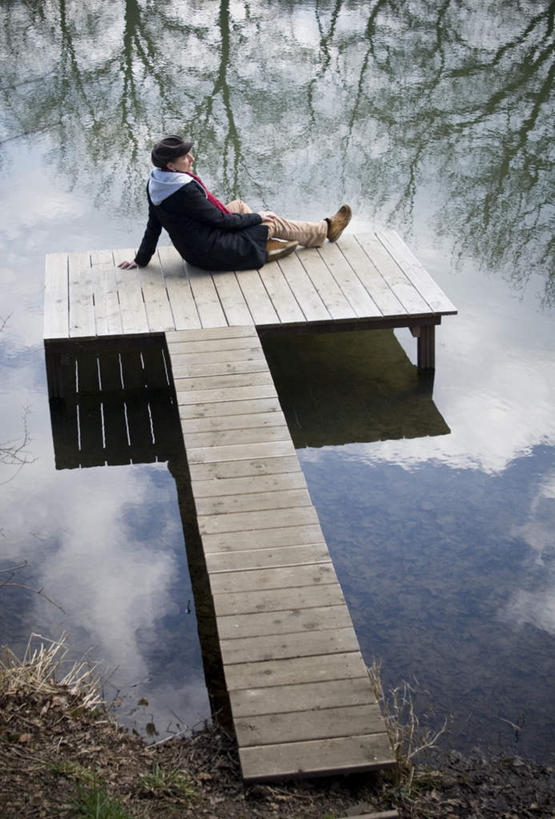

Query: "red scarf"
left=185, top=171, right=231, bottom=214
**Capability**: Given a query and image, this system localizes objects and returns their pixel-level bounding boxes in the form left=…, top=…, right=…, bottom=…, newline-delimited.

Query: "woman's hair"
left=151, top=135, right=193, bottom=168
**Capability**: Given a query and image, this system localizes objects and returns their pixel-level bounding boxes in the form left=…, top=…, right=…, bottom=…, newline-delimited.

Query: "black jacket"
left=134, top=180, right=268, bottom=271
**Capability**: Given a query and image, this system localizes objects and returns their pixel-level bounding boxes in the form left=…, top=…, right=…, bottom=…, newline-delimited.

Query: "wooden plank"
left=336, top=235, right=405, bottom=316
left=258, top=263, right=305, bottom=323
left=198, top=504, right=317, bottom=534
left=180, top=411, right=289, bottom=434
left=168, top=325, right=256, bottom=342
left=188, top=440, right=295, bottom=466
left=137, top=253, right=175, bottom=331
left=90, top=250, right=114, bottom=266
left=169, top=347, right=265, bottom=365
left=158, top=246, right=201, bottom=330
left=224, top=650, right=367, bottom=689
left=377, top=229, right=457, bottom=314
left=210, top=562, right=336, bottom=594
left=221, top=627, right=357, bottom=666
left=68, top=251, right=95, bottom=337
left=176, top=385, right=278, bottom=406
left=186, top=264, right=228, bottom=328
left=239, top=733, right=395, bottom=782
left=354, top=234, right=429, bottom=314
left=277, top=252, right=330, bottom=321
left=174, top=371, right=274, bottom=392
left=171, top=359, right=269, bottom=379
left=191, top=471, right=306, bottom=497
left=206, top=543, right=330, bottom=573
left=44, top=253, right=69, bottom=339
left=93, top=263, right=123, bottom=336
left=201, top=522, right=324, bottom=552
left=236, top=269, right=280, bottom=325
left=168, top=336, right=263, bottom=354
left=217, top=603, right=352, bottom=639
left=316, top=241, right=379, bottom=318
left=235, top=703, right=384, bottom=747
left=230, top=677, right=375, bottom=717
left=184, top=426, right=291, bottom=450
left=212, top=271, right=254, bottom=325
left=179, top=397, right=282, bottom=420
left=297, top=247, right=356, bottom=319
left=195, top=487, right=311, bottom=516
left=112, top=248, right=150, bottom=333
left=213, top=583, right=345, bottom=616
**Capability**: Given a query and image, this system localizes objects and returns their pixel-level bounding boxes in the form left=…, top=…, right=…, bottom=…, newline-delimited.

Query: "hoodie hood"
left=147, top=168, right=195, bottom=205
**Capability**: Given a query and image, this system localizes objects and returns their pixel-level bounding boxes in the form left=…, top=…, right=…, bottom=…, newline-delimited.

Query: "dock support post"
left=411, top=325, right=435, bottom=370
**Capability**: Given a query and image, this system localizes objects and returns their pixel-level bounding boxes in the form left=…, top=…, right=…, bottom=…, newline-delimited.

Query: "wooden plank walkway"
left=43, top=229, right=456, bottom=781
left=165, top=325, right=395, bottom=781
left=44, top=231, right=456, bottom=369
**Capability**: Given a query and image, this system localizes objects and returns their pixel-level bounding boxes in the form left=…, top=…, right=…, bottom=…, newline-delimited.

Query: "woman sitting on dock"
left=118, top=135, right=352, bottom=272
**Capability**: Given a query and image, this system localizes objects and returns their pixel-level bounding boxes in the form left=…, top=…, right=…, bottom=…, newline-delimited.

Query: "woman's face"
left=167, top=152, right=195, bottom=173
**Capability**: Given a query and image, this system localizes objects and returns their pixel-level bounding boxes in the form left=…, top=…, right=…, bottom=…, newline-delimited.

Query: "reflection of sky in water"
left=0, top=0, right=554, bottom=761
left=299, top=444, right=555, bottom=761
left=0, top=459, right=209, bottom=737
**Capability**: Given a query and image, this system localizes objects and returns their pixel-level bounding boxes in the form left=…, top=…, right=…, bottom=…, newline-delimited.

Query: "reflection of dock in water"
left=44, top=232, right=456, bottom=782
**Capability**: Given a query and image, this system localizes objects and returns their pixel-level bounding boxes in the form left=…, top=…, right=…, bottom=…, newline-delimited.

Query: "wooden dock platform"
left=43, top=230, right=456, bottom=781
left=44, top=230, right=456, bottom=368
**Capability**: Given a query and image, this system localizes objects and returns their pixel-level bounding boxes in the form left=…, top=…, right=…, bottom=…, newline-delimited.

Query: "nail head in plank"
left=230, top=676, right=376, bottom=717
left=217, top=603, right=351, bottom=639
left=186, top=263, right=228, bottom=328
left=158, top=245, right=201, bottom=330
left=221, top=627, right=358, bottom=666
left=258, top=263, right=305, bottom=323
left=195, top=486, right=311, bottom=516
left=337, top=235, right=406, bottom=316
left=378, top=229, right=457, bottom=314
left=235, top=702, right=384, bottom=747
left=277, top=252, right=330, bottom=321
left=206, top=543, right=330, bottom=573
left=235, top=268, right=280, bottom=325
left=198, top=504, right=318, bottom=534
left=239, top=733, right=395, bottom=782
left=179, top=397, right=283, bottom=420
left=211, top=562, right=336, bottom=594
left=201, top=522, right=324, bottom=553
left=225, top=650, right=367, bottom=690
left=213, top=582, right=345, bottom=617
left=212, top=270, right=255, bottom=326
left=296, top=247, right=356, bottom=319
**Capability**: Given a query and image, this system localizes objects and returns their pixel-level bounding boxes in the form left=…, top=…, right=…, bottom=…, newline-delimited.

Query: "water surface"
left=0, top=0, right=553, bottom=761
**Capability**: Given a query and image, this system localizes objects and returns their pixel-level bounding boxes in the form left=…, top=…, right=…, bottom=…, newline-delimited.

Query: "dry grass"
left=368, top=661, right=447, bottom=793
left=0, top=632, right=103, bottom=709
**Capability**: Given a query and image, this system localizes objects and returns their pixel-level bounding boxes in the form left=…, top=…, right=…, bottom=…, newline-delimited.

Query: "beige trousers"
left=225, top=199, right=328, bottom=248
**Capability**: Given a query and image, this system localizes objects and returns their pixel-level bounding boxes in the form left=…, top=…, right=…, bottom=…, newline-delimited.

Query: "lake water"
left=0, top=0, right=553, bottom=763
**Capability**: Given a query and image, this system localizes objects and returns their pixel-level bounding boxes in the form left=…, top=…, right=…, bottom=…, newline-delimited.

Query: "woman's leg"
left=225, top=199, right=253, bottom=214
left=261, top=214, right=328, bottom=248
left=226, top=199, right=328, bottom=248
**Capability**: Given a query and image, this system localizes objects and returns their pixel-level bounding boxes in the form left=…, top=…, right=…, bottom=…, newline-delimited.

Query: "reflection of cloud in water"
left=1, top=447, right=210, bottom=733
left=504, top=472, right=555, bottom=637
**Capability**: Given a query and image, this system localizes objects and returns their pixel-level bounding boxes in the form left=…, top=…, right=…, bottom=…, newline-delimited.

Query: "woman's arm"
left=172, top=183, right=263, bottom=231
left=133, top=198, right=163, bottom=267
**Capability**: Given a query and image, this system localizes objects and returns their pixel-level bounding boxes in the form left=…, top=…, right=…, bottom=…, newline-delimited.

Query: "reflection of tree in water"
left=0, top=0, right=552, bottom=298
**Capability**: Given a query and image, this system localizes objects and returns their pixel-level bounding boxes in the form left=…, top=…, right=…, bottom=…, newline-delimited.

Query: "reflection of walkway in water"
left=43, top=234, right=456, bottom=781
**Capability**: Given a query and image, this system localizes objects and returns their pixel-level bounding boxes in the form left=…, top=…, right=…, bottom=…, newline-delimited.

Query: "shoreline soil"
left=1, top=681, right=553, bottom=818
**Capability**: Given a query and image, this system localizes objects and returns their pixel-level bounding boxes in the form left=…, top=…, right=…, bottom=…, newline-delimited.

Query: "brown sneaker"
left=265, top=239, right=299, bottom=263
left=326, top=204, right=352, bottom=242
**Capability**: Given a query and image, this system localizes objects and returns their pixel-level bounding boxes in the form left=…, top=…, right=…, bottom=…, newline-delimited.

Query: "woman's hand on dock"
left=117, top=260, right=138, bottom=269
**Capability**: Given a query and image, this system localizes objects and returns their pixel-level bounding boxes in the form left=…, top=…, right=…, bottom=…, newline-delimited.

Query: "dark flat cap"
left=151, top=135, right=193, bottom=168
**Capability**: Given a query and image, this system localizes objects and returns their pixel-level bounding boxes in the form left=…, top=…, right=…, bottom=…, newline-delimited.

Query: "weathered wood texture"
left=166, top=327, right=395, bottom=782
left=44, top=231, right=456, bottom=369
